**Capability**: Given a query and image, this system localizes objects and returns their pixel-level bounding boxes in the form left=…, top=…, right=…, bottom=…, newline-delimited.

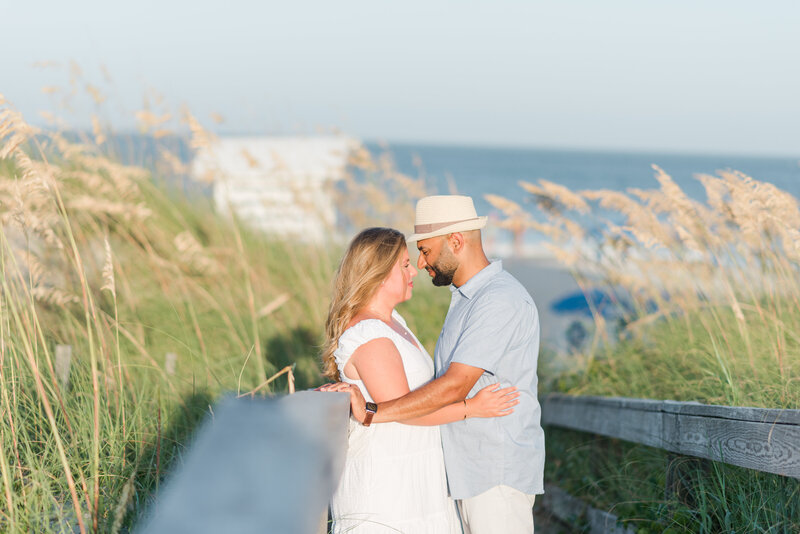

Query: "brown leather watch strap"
left=363, top=402, right=378, bottom=426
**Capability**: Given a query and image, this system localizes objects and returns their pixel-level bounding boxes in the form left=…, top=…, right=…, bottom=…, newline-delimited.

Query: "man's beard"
left=429, top=249, right=458, bottom=286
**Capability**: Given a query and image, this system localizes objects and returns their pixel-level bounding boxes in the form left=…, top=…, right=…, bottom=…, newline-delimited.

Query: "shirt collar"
left=450, top=260, right=503, bottom=299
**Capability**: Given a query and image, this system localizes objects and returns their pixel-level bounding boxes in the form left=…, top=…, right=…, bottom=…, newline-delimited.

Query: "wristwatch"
left=363, top=402, right=378, bottom=426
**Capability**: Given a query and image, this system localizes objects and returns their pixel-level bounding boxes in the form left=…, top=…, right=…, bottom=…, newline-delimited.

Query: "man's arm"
left=349, top=362, right=484, bottom=423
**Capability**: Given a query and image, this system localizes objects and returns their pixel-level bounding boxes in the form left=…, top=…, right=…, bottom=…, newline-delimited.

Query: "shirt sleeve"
left=449, top=291, right=535, bottom=375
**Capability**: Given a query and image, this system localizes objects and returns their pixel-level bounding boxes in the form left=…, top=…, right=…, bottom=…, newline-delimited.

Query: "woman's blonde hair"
left=321, top=227, right=407, bottom=381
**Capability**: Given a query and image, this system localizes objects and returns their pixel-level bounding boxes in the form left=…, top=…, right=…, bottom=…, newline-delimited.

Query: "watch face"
left=366, top=402, right=378, bottom=413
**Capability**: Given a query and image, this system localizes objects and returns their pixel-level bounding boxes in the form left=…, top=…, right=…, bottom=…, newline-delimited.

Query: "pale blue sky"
left=3, top=0, right=799, bottom=155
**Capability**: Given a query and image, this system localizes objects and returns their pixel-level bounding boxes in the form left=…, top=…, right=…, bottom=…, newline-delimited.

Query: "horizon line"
left=38, top=128, right=800, bottom=161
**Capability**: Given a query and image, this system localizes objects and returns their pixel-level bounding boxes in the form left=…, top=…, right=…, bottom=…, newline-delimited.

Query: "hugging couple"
left=319, top=195, right=545, bottom=534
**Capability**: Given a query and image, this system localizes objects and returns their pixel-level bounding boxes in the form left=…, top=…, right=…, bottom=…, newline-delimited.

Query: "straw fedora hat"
left=407, top=195, right=487, bottom=242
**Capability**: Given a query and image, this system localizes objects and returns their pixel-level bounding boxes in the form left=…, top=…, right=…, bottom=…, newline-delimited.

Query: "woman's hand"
left=316, top=382, right=367, bottom=423
left=466, top=383, right=520, bottom=418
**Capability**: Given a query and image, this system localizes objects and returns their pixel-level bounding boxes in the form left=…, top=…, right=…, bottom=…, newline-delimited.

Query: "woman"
left=320, top=227, right=518, bottom=533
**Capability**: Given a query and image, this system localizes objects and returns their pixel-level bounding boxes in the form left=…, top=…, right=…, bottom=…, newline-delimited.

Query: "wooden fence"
left=539, top=393, right=800, bottom=532
left=540, top=393, right=800, bottom=479
left=137, top=391, right=350, bottom=534
left=134, top=390, right=799, bottom=533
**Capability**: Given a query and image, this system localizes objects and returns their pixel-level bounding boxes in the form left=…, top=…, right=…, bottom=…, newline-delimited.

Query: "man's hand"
left=317, top=382, right=367, bottom=423
left=467, top=383, right=519, bottom=418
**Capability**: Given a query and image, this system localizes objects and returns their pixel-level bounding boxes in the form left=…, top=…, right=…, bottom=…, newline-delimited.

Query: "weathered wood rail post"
left=138, top=391, right=350, bottom=534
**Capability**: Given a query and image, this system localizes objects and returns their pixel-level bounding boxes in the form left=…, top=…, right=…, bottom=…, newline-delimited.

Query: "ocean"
left=373, top=142, right=800, bottom=213
left=370, top=142, right=800, bottom=255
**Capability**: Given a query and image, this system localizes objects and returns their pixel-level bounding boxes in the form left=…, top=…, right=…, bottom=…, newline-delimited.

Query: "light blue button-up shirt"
left=435, top=260, right=545, bottom=499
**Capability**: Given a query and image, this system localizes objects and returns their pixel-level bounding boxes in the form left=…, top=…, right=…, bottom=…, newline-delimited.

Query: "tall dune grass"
left=0, top=89, right=447, bottom=532
left=489, top=167, right=800, bottom=409
left=488, top=167, right=800, bottom=531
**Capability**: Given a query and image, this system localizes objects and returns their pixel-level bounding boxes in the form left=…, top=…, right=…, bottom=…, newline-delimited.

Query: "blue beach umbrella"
left=550, top=289, right=623, bottom=318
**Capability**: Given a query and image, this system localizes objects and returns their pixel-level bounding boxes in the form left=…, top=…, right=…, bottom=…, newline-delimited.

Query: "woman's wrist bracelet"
left=463, top=399, right=468, bottom=419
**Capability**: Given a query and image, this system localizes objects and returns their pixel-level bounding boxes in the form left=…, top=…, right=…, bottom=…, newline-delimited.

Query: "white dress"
left=330, top=311, right=461, bottom=534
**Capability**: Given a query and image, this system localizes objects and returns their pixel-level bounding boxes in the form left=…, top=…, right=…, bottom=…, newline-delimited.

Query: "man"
left=344, top=195, right=544, bottom=534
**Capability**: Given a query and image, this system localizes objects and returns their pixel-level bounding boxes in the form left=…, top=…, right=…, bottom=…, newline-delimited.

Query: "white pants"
left=457, top=485, right=537, bottom=534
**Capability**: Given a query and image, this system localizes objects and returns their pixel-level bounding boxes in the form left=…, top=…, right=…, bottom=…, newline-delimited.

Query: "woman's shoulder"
left=344, top=312, right=391, bottom=334
left=340, top=311, right=409, bottom=341
left=336, top=317, right=395, bottom=356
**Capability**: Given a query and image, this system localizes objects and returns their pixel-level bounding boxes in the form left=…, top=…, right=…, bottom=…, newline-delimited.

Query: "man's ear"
left=448, top=232, right=465, bottom=253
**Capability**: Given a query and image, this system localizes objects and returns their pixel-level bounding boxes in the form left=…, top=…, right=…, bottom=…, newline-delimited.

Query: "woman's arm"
left=348, top=337, right=414, bottom=402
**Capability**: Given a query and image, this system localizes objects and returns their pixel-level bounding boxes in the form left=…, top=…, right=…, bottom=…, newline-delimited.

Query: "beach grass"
left=545, top=428, right=800, bottom=533
left=0, top=89, right=451, bottom=532
left=490, top=169, right=800, bottom=531
left=487, top=167, right=800, bottom=410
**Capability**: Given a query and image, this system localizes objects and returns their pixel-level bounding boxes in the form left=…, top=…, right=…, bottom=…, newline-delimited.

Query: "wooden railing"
left=540, top=393, right=800, bottom=478
left=539, top=393, right=800, bottom=532
left=138, top=391, right=350, bottom=534
left=135, top=391, right=799, bottom=533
